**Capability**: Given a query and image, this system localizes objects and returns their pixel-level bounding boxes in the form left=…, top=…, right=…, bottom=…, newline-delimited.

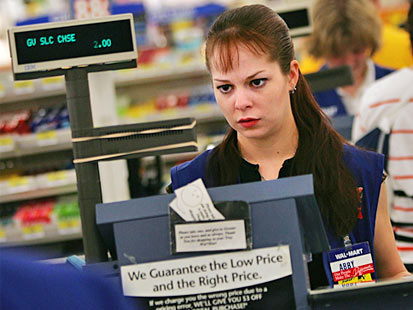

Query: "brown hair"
left=307, top=0, right=382, bottom=58
left=205, top=4, right=359, bottom=237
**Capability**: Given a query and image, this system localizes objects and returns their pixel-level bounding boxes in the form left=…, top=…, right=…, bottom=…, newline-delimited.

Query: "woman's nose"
left=234, top=89, right=252, bottom=110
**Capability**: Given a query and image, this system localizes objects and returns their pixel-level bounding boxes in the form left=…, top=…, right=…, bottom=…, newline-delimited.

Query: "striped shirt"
left=353, top=68, right=413, bottom=264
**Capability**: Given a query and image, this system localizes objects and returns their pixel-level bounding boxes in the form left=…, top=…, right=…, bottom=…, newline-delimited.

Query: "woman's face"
left=210, top=46, right=298, bottom=142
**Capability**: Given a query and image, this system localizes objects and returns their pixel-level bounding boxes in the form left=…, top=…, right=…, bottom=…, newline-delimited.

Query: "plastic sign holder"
left=8, top=16, right=197, bottom=263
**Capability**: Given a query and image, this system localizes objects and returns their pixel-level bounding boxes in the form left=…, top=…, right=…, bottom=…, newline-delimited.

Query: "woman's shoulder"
left=343, top=143, right=383, bottom=162
left=342, top=144, right=384, bottom=178
left=170, top=148, right=213, bottom=190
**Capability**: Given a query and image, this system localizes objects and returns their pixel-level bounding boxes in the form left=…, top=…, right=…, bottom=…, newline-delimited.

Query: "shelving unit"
left=0, top=88, right=66, bottom=106
left=0, top=61, right=227, bottom=253
left=3, top=230, right=82, bottom=247
left=0, top=72, right=75, bottom=251
left=0, top=128, right=72, bottom=158
left=0, top=64, right=209, bottom=106
left=115, top=63, right=209, bottom=87
left=0, top=0, right=229, bottom=257
left=0, top=183, right=77, bottom=204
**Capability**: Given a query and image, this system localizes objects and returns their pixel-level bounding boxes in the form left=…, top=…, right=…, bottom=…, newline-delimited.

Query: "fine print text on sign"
left=175, top=220, right=247, bottom=252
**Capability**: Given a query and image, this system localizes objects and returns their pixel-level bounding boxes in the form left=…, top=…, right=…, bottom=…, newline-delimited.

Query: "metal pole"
left=65, top=68, right=108, bottom=263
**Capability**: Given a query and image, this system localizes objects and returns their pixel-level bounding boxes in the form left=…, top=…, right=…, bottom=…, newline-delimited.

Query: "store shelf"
left=115, top=64, right=208, bottom=87
left=1, top=141, right=73, bottom=158
left=0, top=183, right=78, bottom=204
left=120, top=104, right=225, bottom=125
left=0, top=64, right=208, bottom=107
left=0, top=230, right=82, bottom=247
left=0, top=128, right=72, bottom=160
left=0, top=74, right=66, bottom=109
left=0, top=88, right=66, bottom=105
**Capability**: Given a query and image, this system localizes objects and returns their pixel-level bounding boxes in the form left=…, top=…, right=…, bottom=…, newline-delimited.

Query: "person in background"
left=353, top=0, right=413, bottom=272
left=0, top=250, right=136, bottom=310
left=305, top=0, right=394, bottom=118
left=300, top=0, right=413, bottom=74
left=168, top=4, right=410, bottom=289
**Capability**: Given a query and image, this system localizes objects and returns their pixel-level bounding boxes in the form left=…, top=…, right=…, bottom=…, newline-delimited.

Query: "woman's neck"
left=237, top=123, right=298, bottom=170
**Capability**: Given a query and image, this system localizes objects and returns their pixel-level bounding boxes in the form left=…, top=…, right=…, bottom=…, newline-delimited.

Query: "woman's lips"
left=238, top=118, right=259, bottom=128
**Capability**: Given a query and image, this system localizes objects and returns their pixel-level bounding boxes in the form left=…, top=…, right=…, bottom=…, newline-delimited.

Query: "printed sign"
left=58, top=218, right=81, bottom=235
left=170, top=200, right=252, bottom=254
left=121, top=245, right=295, bottom=309
left=0, top=228, right=6, bottom=242
left=37, top=130, right=58, bottom=146
left=13, top=80, right=34, bottom=94
left=0, top=136, right=14, bottom=153
left=22, top=224, right=45, bottom=240
left=175, top=220, right=247, bottom=252
left=41, top=76, right=64, bottom=91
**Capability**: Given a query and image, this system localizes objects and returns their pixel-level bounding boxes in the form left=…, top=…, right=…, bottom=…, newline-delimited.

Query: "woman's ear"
left=288, top=60, right=299, bottom=89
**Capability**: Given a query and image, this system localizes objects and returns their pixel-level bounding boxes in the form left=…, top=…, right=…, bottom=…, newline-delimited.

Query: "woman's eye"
left=217, top=84, right=232, bottom=94
left=251, top=78, right=267, bottom=88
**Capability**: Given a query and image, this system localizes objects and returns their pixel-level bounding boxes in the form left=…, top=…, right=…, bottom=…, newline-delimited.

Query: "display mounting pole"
left=8, top=14, right=198, bottom=264
left=65, top=67, right=107, bottom=263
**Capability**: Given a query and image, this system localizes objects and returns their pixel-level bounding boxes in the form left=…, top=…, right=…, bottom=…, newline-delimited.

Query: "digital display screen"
left=14, top=19, right=134, bottom=65
left=279, top=9, right=310, bottom=30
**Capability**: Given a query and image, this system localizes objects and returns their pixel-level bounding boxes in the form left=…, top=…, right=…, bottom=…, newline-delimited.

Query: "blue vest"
left=171, top=145, right=384, bottom=286
left=313, top=64, right=393, bottom=117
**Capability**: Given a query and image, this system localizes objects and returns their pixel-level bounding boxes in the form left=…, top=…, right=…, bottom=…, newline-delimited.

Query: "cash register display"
left=14, top=20, right=133, bottom=64
left=8, top=14, right=137, bottom=73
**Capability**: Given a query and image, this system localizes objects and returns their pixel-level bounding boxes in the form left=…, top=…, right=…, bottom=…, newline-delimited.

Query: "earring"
left=290, top=86, right=297, bottom=95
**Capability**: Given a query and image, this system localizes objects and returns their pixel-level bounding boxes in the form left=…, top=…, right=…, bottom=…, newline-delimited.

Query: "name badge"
left=328, top=242, right=375, bottom=288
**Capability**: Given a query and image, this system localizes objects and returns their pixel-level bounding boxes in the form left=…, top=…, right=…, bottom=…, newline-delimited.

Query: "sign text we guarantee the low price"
left=121, top=245, right=292, bottom=297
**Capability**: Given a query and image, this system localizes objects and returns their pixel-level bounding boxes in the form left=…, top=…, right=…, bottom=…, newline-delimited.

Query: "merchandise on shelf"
left=154, top=92, right=190, bottom=110
left=14, top=200, right=54, bottom=226
left=71, top=0, right=110, bottom=19
left=0, top=106, right=72, bottom=157
left=54, top=201, right=80, bottom=221
left=0, top=195, right=81, bottom=244
left=0, top=105, right=70, bottom=136
left=13, top=200, right=54, bottom=240
left=135, top=3, right=226, bottom=69
left=0, top=110, right=31, bottom=135
left=53, top=196, right=81, bottom=235
left=121, top=86, right=217, bottom=122
left=30, top=105, right=70, bottom=133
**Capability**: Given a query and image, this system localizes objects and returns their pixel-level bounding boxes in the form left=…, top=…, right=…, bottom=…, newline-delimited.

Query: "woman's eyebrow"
left=246, top=70, right=266, bottom=79
left=213, top=70, right=266, bottom=83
